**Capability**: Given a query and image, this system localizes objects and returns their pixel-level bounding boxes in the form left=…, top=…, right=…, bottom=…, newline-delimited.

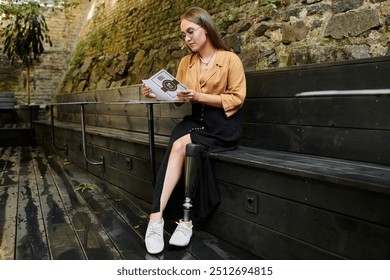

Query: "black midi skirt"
left=151, top=103, right=242, bottom=218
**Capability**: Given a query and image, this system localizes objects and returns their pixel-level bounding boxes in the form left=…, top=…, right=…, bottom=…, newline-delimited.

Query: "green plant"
left=216, top=8, right=240, bottom=34
left=75, top=182, right=98, bottom=193
left=69, top=41, right=86, bottom=67
left=1, top=1, right=51, bottom=104
left=0, top=0, right=74, bottom=104
left=265, top=0, right=281, bottom=15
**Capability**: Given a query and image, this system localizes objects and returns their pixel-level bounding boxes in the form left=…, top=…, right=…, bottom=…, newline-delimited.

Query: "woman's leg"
left=149, top=133, right=192, bottom=221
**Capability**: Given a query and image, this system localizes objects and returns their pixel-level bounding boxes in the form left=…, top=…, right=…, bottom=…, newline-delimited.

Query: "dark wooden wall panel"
left=211, top=159, right=390, bottom=228
left=242, top=97, right=390, bottom=130
left=216, top=181, right=390, bottom=259
left=55, top=91, right=190, bottom=138
left=246, top=56, right=390, bottom=98
left=198, top=210, right=340, bottom=259
left=241, top=56, right=390, bottom=165
left=241, top=123, right=390, bottom=165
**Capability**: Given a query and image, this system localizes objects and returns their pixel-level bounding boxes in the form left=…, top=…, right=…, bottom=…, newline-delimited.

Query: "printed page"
left=142, top=69, right=187, bottom=100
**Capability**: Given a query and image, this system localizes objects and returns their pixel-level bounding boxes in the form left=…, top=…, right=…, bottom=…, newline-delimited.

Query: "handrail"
left=50, top=105, right=68, bottom=154
left=295, top=89, right=390, bottom=97
left=80, top=103, right=105, bottom=170
left=146, top=103, right=156, bottom=187
left=49, top=100, right=187, bottom=184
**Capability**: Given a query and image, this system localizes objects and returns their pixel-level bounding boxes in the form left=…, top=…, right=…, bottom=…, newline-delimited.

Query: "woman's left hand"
left=176, top=89, right=199, bottom=102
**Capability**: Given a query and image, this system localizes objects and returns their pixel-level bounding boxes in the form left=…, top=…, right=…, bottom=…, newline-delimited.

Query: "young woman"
left=142, top=7, right=246, bottom=254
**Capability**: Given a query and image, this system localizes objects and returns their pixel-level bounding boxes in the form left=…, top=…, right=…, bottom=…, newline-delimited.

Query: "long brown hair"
left=181, top=7, right=229, bottom=52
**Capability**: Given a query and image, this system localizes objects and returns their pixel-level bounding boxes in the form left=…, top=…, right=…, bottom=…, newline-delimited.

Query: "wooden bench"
left=204, top=56, right=390, bottom=259
left=34, top=55, right=390, bottom=259
left=0, top=92, right=16, bottom=124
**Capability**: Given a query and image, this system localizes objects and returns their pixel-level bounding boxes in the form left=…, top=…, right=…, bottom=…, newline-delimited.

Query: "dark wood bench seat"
left=34, top=55, right=390, bottom=259
left=211, top=146, right=390, bottom=192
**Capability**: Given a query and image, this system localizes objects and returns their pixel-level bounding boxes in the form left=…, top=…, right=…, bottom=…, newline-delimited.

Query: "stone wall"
left=61, top=0, right=390, bottom=94
left=2, top=0, right=390, bottom=102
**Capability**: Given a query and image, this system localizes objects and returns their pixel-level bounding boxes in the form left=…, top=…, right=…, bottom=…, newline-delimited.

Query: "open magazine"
left=142, top=69, right=187, bottom=101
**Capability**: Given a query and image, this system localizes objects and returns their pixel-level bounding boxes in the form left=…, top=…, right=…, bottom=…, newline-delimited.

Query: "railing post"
left=80, top=103, right=104, bottom=171
left=147, top=103, right=156, bottom=187
left=50, top=105, right=68, bottom=154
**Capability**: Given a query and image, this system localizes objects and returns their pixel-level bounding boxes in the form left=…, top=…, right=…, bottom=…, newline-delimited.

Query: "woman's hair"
left=181, top=7, right=229, bottom=51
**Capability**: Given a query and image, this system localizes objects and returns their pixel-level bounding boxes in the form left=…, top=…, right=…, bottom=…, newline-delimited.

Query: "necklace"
left=199, top=51, right=216, bottom=70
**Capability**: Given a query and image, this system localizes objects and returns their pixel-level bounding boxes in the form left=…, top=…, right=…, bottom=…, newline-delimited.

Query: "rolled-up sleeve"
left=220, top=53, right=246, bottom=117
left=176, top=51, right=246, bottom=118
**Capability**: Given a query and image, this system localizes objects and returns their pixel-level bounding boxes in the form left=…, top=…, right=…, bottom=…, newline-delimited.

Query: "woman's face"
left=180, top=18, right=207, bottom=52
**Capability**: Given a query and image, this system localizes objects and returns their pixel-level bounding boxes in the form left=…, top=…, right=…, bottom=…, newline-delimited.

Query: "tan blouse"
left=176, top=50, right=246, bottom=118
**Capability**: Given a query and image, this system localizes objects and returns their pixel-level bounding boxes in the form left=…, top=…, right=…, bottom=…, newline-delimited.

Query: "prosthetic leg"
left=182, top=144, right=203, bottom=222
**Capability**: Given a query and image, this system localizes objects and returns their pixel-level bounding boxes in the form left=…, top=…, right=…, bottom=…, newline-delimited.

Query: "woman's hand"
left=176, top=89, right=199, bottom=102
left=142, top=84, right=157, bottom=99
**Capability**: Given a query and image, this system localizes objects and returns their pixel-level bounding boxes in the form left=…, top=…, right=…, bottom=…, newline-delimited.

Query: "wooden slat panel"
left=56, top=85, right=141, bottom=103
left=211, top=157, right=390, bottom=227
left=57, top=111, right=178, bottom=136
left=46, top=156, right=126, bottom=260
left=300, top=126, right=390, bottom=165
left=46, top=156, right=124, bottom=260
left=241, top=123, right=302, bottom=152
left=86, top=163, right=154, bottom=203
left=242, top=96, right=390, bottom=130
left=246, top=56, right=390, bottom=98
left=198, top=210, right=340, bottom=259
left=57, top=112, right=80, bottom=124
left=32, top=150, right=87, bottom=260
left=217, top=181, right=390, bottom=259
left=63, top=164, right=148, bottom=259
left=241, top=123, right=390, bottom=165
left=0, top=146, right=19, bottom=186
left=16, top=146, right=50, bottom=260
left=54, top=92, right=190, bottom=136
left=0, top=183, right=18, bottom=260
left=0, top=147, right=19, bottom=259
left=94, top=103, right=147, bottom=116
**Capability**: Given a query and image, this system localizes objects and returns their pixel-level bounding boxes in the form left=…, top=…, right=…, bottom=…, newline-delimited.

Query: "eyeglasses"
left=179, top=26, right=203, bottom=40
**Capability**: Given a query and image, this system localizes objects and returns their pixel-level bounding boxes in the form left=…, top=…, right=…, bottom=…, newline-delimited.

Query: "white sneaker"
left=145, top=218, right=164, bottom=254
left=169, top=220, right=193, bottom=247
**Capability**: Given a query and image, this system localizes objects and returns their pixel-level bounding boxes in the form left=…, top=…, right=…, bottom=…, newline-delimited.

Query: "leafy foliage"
left=0, top=1, right=55, bottom=104
left=75, top=182, right=98, bottom=193
left=1, top=2, right=52, bottom=68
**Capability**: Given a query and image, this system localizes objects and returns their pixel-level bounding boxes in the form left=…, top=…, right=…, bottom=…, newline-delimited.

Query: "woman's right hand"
left=142, top=84, right=157, bottom=99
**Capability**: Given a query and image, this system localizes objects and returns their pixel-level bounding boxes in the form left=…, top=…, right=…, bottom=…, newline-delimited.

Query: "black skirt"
left=151, top=103, right=242, bottom=218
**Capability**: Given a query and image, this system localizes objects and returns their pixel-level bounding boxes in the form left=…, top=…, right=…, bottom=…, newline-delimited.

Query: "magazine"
left=142, top=69, right=187, bottom=101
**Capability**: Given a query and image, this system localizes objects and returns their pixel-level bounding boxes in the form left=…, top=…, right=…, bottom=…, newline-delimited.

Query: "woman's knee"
left=171, top=135, right=191, bottom=155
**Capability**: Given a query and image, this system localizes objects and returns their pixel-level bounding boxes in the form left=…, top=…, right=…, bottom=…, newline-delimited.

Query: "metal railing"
left=49, top=100, right=186, bottom=186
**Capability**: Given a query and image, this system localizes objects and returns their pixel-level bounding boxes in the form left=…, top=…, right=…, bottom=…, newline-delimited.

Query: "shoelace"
left=146, top=222, right=163, bottom=238
left=174, top=222, right=193, bottom=236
